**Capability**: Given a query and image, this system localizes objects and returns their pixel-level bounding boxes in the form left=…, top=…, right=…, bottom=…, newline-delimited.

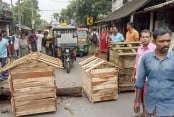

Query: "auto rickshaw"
left=77, top=28, right=89, bottom=57
left=52, top=25, right=78, bottom=73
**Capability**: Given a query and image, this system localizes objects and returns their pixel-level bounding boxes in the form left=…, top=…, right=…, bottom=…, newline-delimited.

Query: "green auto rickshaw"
left=77, top=28, right=89, bottom=57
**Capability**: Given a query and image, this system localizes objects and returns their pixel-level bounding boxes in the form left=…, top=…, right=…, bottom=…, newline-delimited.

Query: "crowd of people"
left=90, top=23, right=174, bottom=116
left=89, top=22, right=139, bottom=54
left=1, top=22, right=174, bottom=116
left=0, top=29, right=48, bottom=80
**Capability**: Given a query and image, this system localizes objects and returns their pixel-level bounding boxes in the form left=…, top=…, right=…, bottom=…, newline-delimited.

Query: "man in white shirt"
left=36, top=30, right=44, bottom=52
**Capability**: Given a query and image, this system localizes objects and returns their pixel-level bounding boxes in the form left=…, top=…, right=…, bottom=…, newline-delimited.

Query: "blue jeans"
left=0, top=57, right=8, bottom=77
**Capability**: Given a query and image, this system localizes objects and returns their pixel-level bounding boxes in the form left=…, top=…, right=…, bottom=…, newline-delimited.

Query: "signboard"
left=87, top=17, right=93, bottom=25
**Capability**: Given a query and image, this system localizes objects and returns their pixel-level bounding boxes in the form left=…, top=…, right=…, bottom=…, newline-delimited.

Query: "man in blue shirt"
left=0, top=30, right=11, bottom=80
left=134, top=27, right=174, bottom=116
left=111, top=26, right=124, bottom=42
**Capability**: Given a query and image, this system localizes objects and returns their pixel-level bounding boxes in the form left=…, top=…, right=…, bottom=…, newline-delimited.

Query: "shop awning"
left=103, top=0, right=150, bottom=22
left=144, top=0, right=174, bottom=12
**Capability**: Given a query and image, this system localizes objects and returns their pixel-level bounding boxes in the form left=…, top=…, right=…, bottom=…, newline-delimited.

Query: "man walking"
left=134, top=27, right=174, bottom=116
left=0, top=30, right=11, bottom=80
left=132, top=29, right=155, bottom=116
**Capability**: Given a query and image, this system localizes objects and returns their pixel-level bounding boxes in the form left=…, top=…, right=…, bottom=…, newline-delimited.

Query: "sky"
left=4, top=0, right=70, bottom=23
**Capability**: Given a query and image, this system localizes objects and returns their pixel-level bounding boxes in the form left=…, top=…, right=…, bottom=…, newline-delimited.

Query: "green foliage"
left=60, top=0, right=112, bottom=25
left=12, top=0, right=46, bottom=29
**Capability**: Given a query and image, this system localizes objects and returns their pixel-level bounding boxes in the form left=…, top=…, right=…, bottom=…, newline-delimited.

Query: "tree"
left=12, top=0, right=45, bottom=29
left=60, top=0, right=112, bottom=26
left=53, top=13, right=59, bottom=21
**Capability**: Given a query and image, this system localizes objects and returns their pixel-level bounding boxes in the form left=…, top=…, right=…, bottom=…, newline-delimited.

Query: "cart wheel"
left=66, top=61, right=70, bottom=73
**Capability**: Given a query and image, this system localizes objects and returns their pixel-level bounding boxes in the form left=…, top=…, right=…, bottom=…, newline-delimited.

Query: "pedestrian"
left=126, top=22, right=139, bottom=42
left=99, top=28, right=107, bottom=52
left=134, top=27, right=174, bottom=116
left=106, top=27, right=113, bottom=61
left=36, top=30, right=43, bottom=52
left=13, top=32, right=20, bottom=59
left=132, top=29, right=155, bottom=116
left=0, top=30, right=11, bottom=80
left=28, top=29, right=37, bottom=52
left=8, top=33, right=15, bottom=59
left=42, top=31, right=48, bottom=54
left=19, top=33, right=29, bottom=57
left=106, top=27, right=113, bottom=42
left=111, top=26, right=124, bottom=42
left=91, top=28, right=99, bottom=54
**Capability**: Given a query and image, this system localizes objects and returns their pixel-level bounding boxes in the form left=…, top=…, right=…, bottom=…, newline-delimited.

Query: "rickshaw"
left=77, top=28, right=89, bottom=57
left=52, top=25, right=78, bottom=73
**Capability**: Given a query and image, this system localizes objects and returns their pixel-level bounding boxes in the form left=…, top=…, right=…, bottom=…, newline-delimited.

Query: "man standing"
left=126, top=22, right=139, bottom=42
left=132, top=29, right=155, bottom=116
left=134, top=27, right=174, bottom=116
left=0, top=30, right=11, bottom=80
left=36, top=30, right=43, bottom=52
left=111, top=26, right=124, bottom=42
left=28, top=29, right=37, bottom=52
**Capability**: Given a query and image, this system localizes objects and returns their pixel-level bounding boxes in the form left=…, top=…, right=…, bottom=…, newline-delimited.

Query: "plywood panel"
left=12, top=76, right=54, bottom=89
left=15, top=98, right=56, bottom=117
left=11, top=71, right=54, bottom=79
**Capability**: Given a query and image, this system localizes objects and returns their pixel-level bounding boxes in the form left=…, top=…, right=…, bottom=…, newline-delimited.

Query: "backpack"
left=92, top=32, right=98, bottom=43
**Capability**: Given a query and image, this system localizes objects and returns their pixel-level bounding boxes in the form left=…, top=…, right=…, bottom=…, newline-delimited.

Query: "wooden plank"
left=79, top=56, right=96, bottom=65
left=92, top=84, right=118, bottom=91
left=110, top=41, right=141, bottom=45
left=118, top=53, right=137, bottom=56
left=11, top=71, right=54, bottom=79
left=92, top=88, right=117, bottom=96
left=38, top=58, right=63, bottom=68
left=91, top=68, right=117, bottom=78
left=14, top=98, right=56, bottom=117
left=13, top=87, right=56, bottom=97
left=15, top=97, right=56, bottom=108
left=12, top=77, right=54, bottom=89
left=81, top=58, right=99, bottom=70
left=14, top=92, right=56, bottom=102
left=85, top=60, right=105, bottom=72
left=92, top=95, right=118, bottom=103
left=91, top=76, right=118, bottom=86
left=16, top=104, right=56, bottom=117
left=114, top=47, right=138, bottom=50
left=11, top=66, right=53, bottom=74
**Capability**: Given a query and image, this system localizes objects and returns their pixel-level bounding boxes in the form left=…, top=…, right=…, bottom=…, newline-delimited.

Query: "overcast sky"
left=5, top=0, right=70, bottom=23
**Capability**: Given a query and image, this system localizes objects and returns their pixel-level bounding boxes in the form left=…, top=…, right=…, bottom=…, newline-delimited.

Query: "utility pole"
left=31, top=0, right=35, bottom=29
left=18, top=0, right=21, bottom=30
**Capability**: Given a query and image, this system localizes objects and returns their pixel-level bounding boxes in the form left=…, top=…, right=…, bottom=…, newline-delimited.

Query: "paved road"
left=0, top=56, right=136, bottom=117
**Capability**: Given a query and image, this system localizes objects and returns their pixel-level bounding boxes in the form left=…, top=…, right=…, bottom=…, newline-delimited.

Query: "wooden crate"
left=118, top=68, right=135, bottom=92
left=0, top=52, right=62, bottom=117
left=109, top=42, right=141, bottom=92
left=79, top=56, right=119, bottom=103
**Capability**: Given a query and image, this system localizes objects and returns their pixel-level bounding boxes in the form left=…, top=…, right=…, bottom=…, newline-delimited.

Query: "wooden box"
left=109, top=42, right=141, bottom=92
left=79, top=56, right=119, bottom=103
left=1, top=52, right=62, bottom=117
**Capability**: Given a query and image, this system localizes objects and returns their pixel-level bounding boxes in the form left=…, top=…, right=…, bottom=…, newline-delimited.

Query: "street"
left=0, top=56, right=135, bottom=117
